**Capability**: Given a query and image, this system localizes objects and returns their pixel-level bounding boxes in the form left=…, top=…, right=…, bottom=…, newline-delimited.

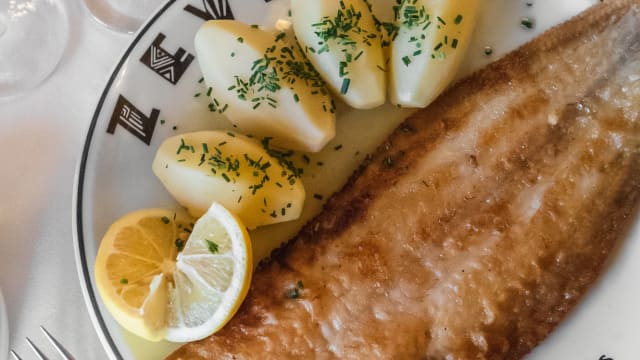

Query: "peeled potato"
left=152, top=131, right=305, bottom=229
left=291, top=0, right=387, bottom=109
left=389, top=0, right=480, bottom=107
left=195, top=20, right=335, bottom=152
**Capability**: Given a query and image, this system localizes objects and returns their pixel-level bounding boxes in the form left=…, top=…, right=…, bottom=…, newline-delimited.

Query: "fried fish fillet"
left=169, top=1, right=640, bottom=358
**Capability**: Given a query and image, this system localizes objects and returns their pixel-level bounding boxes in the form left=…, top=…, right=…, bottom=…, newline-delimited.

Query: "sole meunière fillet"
left=169, top=1, right=640, bottom=358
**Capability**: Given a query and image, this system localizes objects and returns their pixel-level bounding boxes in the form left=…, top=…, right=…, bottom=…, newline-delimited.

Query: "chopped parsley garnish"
left=175, top=238, right=185, bottom=252
left=313, top=193, right=324, bottom=200
left=340, top=78, right=351, bottom=94
left=206, top=239, right=219, bottom=254
left=161, top=216, right=170, bottom=224
left=520, top=17, right=535, bottom=30
left=285, top=280, right=304, bottom=299
left=310, top=1, right=377, bottom=94
left=120, top=278, right=129, bottom=284
left=222, top=31, right=329, bottom=111
left=391, top=0, right=460, bottom=64
left=286, top=287, right=300, bottom=299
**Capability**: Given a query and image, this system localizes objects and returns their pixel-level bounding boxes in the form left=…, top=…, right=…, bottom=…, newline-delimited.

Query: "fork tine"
left=9, top=349, right=23, bottom=360
left=40, top=326, right=75, bottom=360
left=25, top=337, right=49, bottom=360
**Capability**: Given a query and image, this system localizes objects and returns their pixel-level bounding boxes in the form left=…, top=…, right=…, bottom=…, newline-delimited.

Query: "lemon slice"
left=94, top=204, right=252, bottom=343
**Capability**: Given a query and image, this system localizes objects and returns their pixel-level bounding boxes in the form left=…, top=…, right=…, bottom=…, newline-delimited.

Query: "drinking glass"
left=0, top=0, right=69, bottom=99
left=83, top=0, right=165, bottom=33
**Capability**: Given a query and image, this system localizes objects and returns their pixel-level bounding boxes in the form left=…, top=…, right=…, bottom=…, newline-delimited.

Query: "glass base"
left=0, top=0, right=70, bottom=99
left=83, top=0, right=165, bottom=34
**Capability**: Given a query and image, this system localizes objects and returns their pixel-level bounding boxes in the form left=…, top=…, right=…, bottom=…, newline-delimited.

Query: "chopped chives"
left=340, top=78, right=351, bottom=94
left=520, top=17, right=535, bottom=30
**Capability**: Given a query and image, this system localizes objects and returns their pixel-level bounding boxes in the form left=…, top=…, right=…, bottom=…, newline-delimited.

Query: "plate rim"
left=0, top=288, right=8, bottom=360
left=72, top=1, right=179, bottom=359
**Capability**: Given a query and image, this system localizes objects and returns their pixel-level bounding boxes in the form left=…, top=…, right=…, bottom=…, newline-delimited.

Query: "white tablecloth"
left=0, top=1, right=132, bottom=358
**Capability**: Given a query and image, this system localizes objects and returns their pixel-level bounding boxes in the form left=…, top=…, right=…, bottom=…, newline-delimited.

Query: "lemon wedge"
left=94, top=204, right=252, bottom=343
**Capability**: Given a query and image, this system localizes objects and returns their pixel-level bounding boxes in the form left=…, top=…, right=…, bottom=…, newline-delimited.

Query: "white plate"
left=73, top=0, right=640, bottom=359
left=0, top=288, right=8, bottom=360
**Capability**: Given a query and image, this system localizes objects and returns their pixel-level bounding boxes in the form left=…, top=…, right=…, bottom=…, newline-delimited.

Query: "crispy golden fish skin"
left=169, top=1, right=640, bottom=359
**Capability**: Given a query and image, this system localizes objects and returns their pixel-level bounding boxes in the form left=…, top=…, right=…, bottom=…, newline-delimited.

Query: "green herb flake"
left=402, top=56, right=411, bottom=66
left=161, top=216, right=170, bottom=224
left=340, top=78, right=351, bottom=94
left=520, top=17, right=535, bottom=30
left=205, top=239, right=219, bottom=254
left=120, top=278, right=129, bottom=285
left=175, top=239, right=185, bottom=252
left=454, top=14, right=463, bottom=25
left=237, top=37, right=244, bottom=43
left=286, top=287, right=300, bottom=299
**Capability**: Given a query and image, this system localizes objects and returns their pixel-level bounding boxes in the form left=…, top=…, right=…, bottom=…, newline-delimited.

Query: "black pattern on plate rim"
left=75, top=1, right=178, bottom=359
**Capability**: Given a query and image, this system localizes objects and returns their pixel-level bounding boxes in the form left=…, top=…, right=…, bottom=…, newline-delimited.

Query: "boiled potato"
left=195, top=20, right=335, bottom=152
left=389, top=0, right=479, bottom=107
left=152, top=131, right=305, bottom=229
left=291, top=0, right=386, bottom=109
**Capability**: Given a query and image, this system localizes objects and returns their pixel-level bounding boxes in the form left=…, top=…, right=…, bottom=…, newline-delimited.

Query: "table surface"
left=0, top=1, right=132, bottom=358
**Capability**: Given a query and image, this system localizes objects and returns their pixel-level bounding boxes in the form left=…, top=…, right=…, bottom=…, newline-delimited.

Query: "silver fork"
left=9, top=326, right=75, bottom=360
